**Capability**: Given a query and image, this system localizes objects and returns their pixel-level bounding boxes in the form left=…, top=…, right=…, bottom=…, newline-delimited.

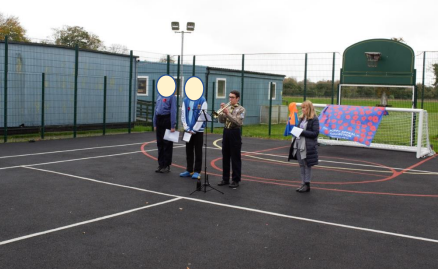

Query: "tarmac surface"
left=0, top=132, right=437, bottom=268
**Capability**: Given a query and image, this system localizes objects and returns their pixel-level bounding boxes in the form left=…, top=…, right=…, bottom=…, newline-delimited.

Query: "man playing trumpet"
left=217, top=90, right=246, bottom=188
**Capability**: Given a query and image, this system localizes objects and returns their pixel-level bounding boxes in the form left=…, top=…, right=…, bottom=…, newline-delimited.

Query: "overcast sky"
left=2, top=0, right=437, bottom=55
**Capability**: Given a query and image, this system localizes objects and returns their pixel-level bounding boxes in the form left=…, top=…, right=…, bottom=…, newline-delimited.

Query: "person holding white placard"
left=288, top=100, right=319, bottom=193
left=179, top=94, right=208, bottom=180
left=153, top=75, right=178, bottom=173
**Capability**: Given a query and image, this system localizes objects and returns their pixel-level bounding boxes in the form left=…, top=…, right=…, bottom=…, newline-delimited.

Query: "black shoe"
left=155, top=166, right=164, bottom=173
left=297, top=183, right=310, bottom=193
left=296, top=184, right=305, bottom=192
left=218, top=180, right=230, bottom=186
left=163, top=165, right=171, bottom=173
left=229, top=181, right=239, bottom=188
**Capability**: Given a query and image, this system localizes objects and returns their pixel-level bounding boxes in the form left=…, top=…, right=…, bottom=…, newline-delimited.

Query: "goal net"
left=296, top=103, right=435, bottom=158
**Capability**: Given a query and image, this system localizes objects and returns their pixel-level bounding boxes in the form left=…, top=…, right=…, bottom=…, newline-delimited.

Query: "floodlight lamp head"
left=365, top=52, right=381, bottom=68
left=187, top=22, right=195, bottom=31
left=171, top=22, right=180, bottom=31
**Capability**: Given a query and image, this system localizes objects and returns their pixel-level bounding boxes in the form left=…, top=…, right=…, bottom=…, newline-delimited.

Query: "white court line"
left=1, top=144, right=436, bottom=175
left=0, top=198, right=182, bottom=246
left=0, top=142, right=148, bottom=159
left=243, top=150, right=438, bottom=175
left=0, top=141, right=184, bottom=159
left=10, top=166, right=438, bottom=245
left=0, top=145, right=186, bottom=171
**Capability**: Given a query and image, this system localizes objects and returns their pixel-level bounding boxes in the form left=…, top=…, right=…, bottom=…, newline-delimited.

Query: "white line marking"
left=0, top=145, right=186, bottom=171
left=0, top=198, right=182, bottom=246
left=22, top=166, right=179, bottom=198
left=17, top=166, right=438, bottom=244
left=0, top=142, right=148, bottom=159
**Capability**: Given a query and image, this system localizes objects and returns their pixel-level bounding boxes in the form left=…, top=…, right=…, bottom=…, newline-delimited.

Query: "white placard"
left=163, top=129, right=180, bottom=143
left=290, top=126, right=303, bottom=138
left=183, top=132, right=192, bottom=142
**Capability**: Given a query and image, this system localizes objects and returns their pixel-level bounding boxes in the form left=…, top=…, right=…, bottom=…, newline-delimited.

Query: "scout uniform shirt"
left=218, top=103, right=246, bottom=129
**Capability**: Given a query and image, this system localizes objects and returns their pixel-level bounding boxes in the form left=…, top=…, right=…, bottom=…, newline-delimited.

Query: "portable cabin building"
left=136, top=61, right=285, bottom=127
left=0, top=41, right=137, bottom=131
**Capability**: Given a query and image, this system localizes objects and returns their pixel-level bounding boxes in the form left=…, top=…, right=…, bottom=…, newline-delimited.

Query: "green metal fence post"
left=205, top=67, right=209, bottom=123
left=103, top=76, right=107, bottom=135
left=413, top=69, right=417, bottom=109
left=192, top=55, right=196, bottom=76
left=304, top=53, right=308, bottom=101
left=41, top=73, right=45, bottom=139
left=3, top=35, right=8, bottom=143
left=152, top=79, right=156, bottom=131
left=331, top=52, right=336, bottom=105
left=74, top=44, right=79, bottom=138
left=211, top=81, right=215, bottom=133
left=176, top=56, right=180, bottom=129
left=128, top=50, right=133, bottom=133
left=421, top=52, right=426, bottom=109
left=269, top=82, right=273, bottom=136
left=241, top=54, right=245, bottom=134
left=338, top=68, right=343, bottom=105
left=167, top=55, right=170, bottom=74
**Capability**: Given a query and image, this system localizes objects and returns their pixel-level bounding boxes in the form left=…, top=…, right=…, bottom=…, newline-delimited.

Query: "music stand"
left=190, top=109, right=224, bottom=195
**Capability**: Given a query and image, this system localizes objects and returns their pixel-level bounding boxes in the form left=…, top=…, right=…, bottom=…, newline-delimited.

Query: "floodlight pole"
left=175, top=30, right=191, bottom=86
left=173, top=21, right=195, bottom=90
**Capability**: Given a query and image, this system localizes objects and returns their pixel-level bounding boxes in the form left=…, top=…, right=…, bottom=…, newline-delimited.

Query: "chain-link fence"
left=0, top=38, right=136, bottom=142
left=1, top=36, right=437, bottom=149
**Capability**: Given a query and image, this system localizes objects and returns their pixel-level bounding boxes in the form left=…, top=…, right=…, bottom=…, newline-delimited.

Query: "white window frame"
left=268, top=82, right=276, bottom=100
left=137, top=76, right=149, bottom=96
left=216, top=78, right=226, bottom=99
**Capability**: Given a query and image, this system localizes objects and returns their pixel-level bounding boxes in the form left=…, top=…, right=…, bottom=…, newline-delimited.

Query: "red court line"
left=141, top=141, right=438, bottom=197
left=241, top=157, right=386, bottom=178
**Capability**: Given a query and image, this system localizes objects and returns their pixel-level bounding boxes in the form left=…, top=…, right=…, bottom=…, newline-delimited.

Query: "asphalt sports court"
left=0, top=132, right=437, bottom=268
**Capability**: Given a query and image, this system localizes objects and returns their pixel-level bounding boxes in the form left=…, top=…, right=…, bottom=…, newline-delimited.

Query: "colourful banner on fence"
left=318, top=105, right=388, bottom=146
left=284, top=102, right=299, bottom=136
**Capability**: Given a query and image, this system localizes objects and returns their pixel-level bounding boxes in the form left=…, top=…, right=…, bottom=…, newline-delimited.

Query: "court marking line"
left=0, top=145, right=186, bottom=171
left=213, top=138, right=438, bottom=175
left=16, top=165, right=438, bottom=244
left=0, top=142, right=152, bottom=159
left=1, top=139, right=433, bottom=175
left=0, top=198, right=182, bottom=246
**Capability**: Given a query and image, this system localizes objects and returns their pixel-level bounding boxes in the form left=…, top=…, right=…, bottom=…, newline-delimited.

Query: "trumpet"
left=212, top=102, right=232, bottom=118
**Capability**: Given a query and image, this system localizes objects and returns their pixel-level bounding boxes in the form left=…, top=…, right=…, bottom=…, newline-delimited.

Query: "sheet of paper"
left=198, top=111, right=212, bottom=122
left=183, top=132, right=192, bottom=142
left=290, top=126, right=303, bottom=138
left=163, top=129, right=179, bottom=143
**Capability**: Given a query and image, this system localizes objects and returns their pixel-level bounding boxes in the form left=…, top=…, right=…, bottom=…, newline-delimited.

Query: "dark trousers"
left=186, top=132, right=204, bottom=173
left=156, top=114, right=173, bottom=168
left=222, top=128, right=242, bottom=182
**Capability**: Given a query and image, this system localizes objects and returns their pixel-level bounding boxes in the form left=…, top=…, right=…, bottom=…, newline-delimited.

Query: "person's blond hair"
left=300, top=100, right=316, bottom=120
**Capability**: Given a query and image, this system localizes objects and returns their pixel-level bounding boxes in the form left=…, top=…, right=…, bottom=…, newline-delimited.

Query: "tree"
left=432, top=63, right=438, bottom=88
left=282, top=77, right=300, bottom=95
left=159, top=55, right=176, bottom=63
left=0, top=13, right=29, bottom=42
left=52, top=26, right=103, bottom=50
left=107, top=44, right=128, bottom=54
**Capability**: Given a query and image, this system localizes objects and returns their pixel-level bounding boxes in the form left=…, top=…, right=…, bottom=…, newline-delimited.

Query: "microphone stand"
left=190, top=109, right=224, bottom=195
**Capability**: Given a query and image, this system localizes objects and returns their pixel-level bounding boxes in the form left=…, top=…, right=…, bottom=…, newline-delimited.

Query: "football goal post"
left=296, top=103, right=435, bottom=158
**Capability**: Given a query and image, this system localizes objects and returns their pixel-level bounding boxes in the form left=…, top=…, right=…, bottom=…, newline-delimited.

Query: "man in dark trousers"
left=217, top=90, right=246, bottom=188
left=153, top=94, right=177, bottom=173
left=179, top=96, right=208, bottom=179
